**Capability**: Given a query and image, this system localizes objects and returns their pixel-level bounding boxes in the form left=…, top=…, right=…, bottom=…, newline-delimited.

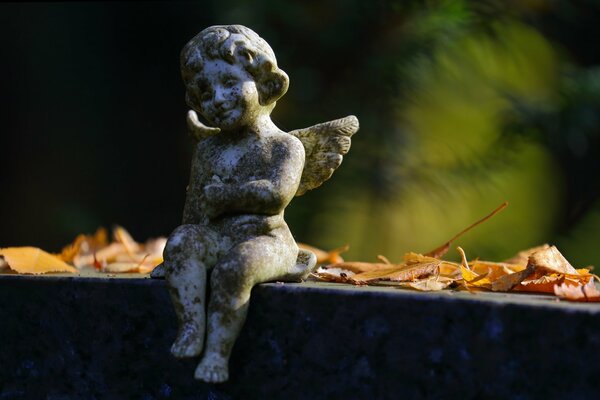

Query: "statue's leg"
left=194, top=233, right=296, bottom=382
left=163, top=224, right=219, bottom=358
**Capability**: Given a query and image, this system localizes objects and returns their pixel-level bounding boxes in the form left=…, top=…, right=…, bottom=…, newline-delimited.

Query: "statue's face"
left=191, top=59, right=263, bottom=130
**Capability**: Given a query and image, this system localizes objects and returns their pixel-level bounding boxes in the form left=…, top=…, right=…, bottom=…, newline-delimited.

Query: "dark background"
left=1, top=1, right=599, bottom=265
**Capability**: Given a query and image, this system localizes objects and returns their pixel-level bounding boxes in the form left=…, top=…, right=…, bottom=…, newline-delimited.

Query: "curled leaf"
left=528, top=245, right=578, bottom=275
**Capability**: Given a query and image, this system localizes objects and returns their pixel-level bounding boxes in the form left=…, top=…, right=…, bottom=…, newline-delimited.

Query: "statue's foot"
left=194, top=355, right=229, bottom=383
left=171, top=324, right=204, bottom=358
left=150, top=262, right=166, bottom=279
left=284, top=249, right=318, bottom=282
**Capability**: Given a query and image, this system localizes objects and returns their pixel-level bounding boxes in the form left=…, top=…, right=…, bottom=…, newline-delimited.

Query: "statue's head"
left=181, top=25, right=289, bottom=130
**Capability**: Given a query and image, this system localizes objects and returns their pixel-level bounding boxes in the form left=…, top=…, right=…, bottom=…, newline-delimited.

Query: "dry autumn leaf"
left=399, top=276, right=456, bottom=291
left=424, top=202, right=508, bottom=258
left=503, top=244, right=550, bottom=265
left=58, top=226, right=166, bottom=274
left=528, top=245, right=579, bottom=275
left=324, top=261, right=394, bottom=274
left=554, top=279, right=600, bottom=302
left=491, top=265, right=535, bottom=292
left=350, top=262, right=439, bottom=283
left=0, top=247, right=78, bottom=274
left=57, top=227, right=108, bottom=263
left=297, top=243, right=349, bottom=264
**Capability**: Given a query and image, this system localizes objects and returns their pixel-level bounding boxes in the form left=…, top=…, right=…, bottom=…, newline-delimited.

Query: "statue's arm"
left=204, top=138, right=304, bottom=217
left=181, top=144, right=208, bottom=225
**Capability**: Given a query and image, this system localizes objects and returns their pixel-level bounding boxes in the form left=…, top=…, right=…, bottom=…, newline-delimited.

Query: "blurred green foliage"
left=1, top=0, right=598, bottom=267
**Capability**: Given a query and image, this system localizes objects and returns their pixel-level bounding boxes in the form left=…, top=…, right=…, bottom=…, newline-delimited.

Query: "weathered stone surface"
left=1, top=275, right=600, bottom=399
left=164, top=24, right=358, bottom=382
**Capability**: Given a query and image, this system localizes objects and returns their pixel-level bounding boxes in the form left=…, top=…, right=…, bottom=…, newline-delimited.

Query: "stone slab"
left=1, top=274, right=599, bottom=399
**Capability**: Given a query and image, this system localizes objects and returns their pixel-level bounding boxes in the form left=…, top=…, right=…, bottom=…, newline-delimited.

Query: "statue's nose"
left=214, top=88, right=227, bottom=106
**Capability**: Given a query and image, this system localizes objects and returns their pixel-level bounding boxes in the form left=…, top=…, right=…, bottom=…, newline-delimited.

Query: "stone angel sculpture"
left=156, top=24, right=359, bottom=383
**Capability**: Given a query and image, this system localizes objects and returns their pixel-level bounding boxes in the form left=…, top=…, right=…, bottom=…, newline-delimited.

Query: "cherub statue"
left=158, top=25, right=358, bottom=383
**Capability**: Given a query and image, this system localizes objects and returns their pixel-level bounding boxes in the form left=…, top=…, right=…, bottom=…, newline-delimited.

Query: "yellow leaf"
left=403, top=252, right=439, bottom=265
left=0, top=247, right=78, bottom=274
left=470, top=261, right=525, bottom=280
left=57, top=227, right=108, bottom=263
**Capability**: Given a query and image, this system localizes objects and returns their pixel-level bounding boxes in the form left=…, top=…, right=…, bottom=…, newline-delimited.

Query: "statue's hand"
left=187, top=110, right=221, bottom=141
left=203, top=182, right=225, bottom=202
left=203, top=182, right=226, bottom=218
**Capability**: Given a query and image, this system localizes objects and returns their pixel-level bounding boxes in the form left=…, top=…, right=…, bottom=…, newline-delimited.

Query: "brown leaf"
left=424, top=202, right=508, bottom=258
left=297, top=243, right=349, bottom=264
left=528, top=245, right=578, bottom=275
left=503, top=244, right=550, bottom=265
left=324, top=261, right=397, bottom=274
left=351, top=261, right=440, bottom=283
left=491, top=264, right=535, bottom=292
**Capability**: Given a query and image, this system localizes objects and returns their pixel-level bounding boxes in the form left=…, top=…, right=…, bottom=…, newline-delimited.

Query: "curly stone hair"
left=181, top=25, right=289, bottom=108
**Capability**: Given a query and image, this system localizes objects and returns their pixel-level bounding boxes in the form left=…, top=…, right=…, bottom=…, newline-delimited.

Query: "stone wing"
left=289, top=115, right=359, bottom=196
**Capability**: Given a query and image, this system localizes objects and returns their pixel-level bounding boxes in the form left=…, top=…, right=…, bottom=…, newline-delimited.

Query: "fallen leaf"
left=491, top=264, right=535, bottom=292
left=514, top=273, right=564, bottom=294
left=528, top=245, right=578, bottom=275
left=312, top=267, right=355, bottom=283
left=503, top=244, right=550, bottom=265
left=0, top=247, right=78, bottom=274
left=298, top=243, right=349, bottom=264
left=58, top=227, right=108, bottom=262
left=114, top=226, right=141, bottom=257
left=399, top=276, right=455, bottom=291
left=424, top=202, right=508, bottom=258
left=352, top=261, right=440, bottom=284
left=324, top=261, right=396, bottom=274
left=103, top=262, right=141, bottom=273
left=554, top=279, right=600, bottom=302
left=470, top=261, right=525, bottom=280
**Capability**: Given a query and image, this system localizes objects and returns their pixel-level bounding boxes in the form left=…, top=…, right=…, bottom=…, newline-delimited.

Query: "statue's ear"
left=258, top=65, right=289, bottom=106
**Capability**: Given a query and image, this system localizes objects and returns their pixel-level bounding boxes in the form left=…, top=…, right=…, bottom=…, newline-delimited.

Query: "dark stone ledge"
left=1, top=273, right=600, bottom=400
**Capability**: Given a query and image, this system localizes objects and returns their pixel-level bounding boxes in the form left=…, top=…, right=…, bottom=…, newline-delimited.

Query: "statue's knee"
left=211, top=256, right=257, bottom=289
left=164, top=225, right=211, bottom=262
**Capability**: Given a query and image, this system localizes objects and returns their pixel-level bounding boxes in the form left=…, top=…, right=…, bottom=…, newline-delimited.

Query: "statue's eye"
left=223, top=78, right=237, bottom=88
left=200, top=91, right=212, bottom=102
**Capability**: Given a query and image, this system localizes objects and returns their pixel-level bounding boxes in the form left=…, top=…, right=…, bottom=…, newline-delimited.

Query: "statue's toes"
left=170, top=325, right=204, bottom=358
left=149, top=262, right=166, bottom=279
left=194, top=359, right=229, bottom=383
